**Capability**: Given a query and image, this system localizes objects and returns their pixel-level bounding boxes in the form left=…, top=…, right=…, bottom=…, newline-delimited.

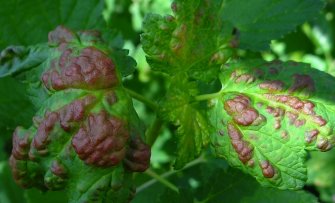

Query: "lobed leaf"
left=142, top=0, right=231, bottom=169
left=161, top=77, right=210, bottom=169
left=0, top=0, right=105, bottom=49
left=222, top=0, right=325, bottom=50
left=6, top=26, right=149, bottom=202
left=209, top=60, right=335, bottom=189
left=141, top=0, right=233, bottom=77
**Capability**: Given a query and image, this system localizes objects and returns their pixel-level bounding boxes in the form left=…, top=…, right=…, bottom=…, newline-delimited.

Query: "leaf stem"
left=137, top=156, right=206, bottom=193
left=124, top=87, right=159, bottom=111
left=144, top=169, right=179, bottom=193
left=302, top=23, right=335, bottom=73
left=145, top=116, right=164, bottom=146
left=195, top=91, right=222, bottom=101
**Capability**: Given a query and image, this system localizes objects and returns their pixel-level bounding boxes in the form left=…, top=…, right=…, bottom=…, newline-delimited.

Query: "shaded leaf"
left=222, top=0, right=325, bottom=50
left=0, top=77, right=35, bottom=141
left=0, top=0, right=105, bottom=49
left=0, top=161, right=26, bottom=203
left=194, top=165, right=318, bottom=203
left=25, top=189, right=67, bottom=203
left=0, top=45, right=49, bottom=77
left=307, top=149, right=335, bottom=202
left=156, top=188, right=193, bottom=203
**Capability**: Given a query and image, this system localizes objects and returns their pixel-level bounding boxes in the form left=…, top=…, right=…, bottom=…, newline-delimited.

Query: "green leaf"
left=141, top=0, right=233, bottom=76
left=156, top=188, right=193, bottom=203
left=109, top=48, right=137, bottom=77
left=209, top=60, right=335, bottom=189
left=134, top=157, right=317, bottom=203
left=25, top=189, right=67, bottom=203
left=0, top=77, right=35, bottom=161
left=6, top=26, right=150, bottom=202
left=0, top=77, right=35, bottom=138
left=307, top=149, right=335, bottom=202
left=222, top=0, right=325, bottom=50
left=194, top=165, right=318, bottom=203
left=0, top=45, right=49, bottom=77
left=162, top=77, right=210, bottom=169
left=142, top=0, right=229, bottom=166
left=0, top=161, right=26, bottom=203
left=0, top=0, right=105, bottom=49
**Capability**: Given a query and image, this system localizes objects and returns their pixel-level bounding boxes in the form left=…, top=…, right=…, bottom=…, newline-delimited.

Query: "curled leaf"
left=8, top=26, right=150, bottom=202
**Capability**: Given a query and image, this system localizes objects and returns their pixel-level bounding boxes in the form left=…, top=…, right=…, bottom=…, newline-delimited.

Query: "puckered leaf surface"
left=141, top=0, right=233, bottom=78
left=209, top=60, right=335, bottom=189
left=5, top=26, right=149, bottom=203
left=161, top=76, right=210, bottom=169
left=142, top=0, right=231, bottom=168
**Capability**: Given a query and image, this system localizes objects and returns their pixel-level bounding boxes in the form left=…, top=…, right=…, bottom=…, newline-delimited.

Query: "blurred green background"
left=1, top=0, right=335, bottom=202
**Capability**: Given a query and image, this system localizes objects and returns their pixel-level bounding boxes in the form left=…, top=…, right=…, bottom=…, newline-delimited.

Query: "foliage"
left=1, top=0, right=335, bottom=202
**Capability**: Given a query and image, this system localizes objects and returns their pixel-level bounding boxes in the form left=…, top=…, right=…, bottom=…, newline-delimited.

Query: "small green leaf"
left=109, top=48, right=136, bottom=77
left=209, top=60, right=335, bottom=189
left=222, top=0, right=325, bottom=50
left=141, top=0, right=233, bottom=77
left=162, top=77, right=210, bottom=169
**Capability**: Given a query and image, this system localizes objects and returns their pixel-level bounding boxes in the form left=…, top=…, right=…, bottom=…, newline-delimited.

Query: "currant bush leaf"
left=222, top=0, right=325, bottom=50
left=7, top=26, right=150, bottom=203
left=0, top=161, right=26, bottom=203
left=0, top=77, right=35, bottom=146
left=156, top=188, right=193, bottom=203
left=192, top=161, right=318, bottom=203
left=25, top=189, right=67, bottom=203
left=209, top=60, right=335, bottom=189
left=142, top=0, right=229, bottom=168
left=0, top=0, right=105, bottom=49
left=162, top=77, right=211, bottom=169
left=0, top=45, right=49, bottom=77
left=307, top=149, right=335, bottom=202
left=0, top=27, right=136, bottom=108
left=141, top=0, right=233, bottom=77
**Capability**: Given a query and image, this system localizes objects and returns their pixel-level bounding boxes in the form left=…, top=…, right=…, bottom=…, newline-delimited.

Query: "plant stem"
left=195, top=91, right=222, bottom=101
left=302, top=23, right=335, bottom=73
left=124, top=87, right=159, bottom=111
left=137, top=156, right=206, bottom=193
left=144, top=169, right=179, bottom=193
left=145, top=116, right=164, bottom=146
